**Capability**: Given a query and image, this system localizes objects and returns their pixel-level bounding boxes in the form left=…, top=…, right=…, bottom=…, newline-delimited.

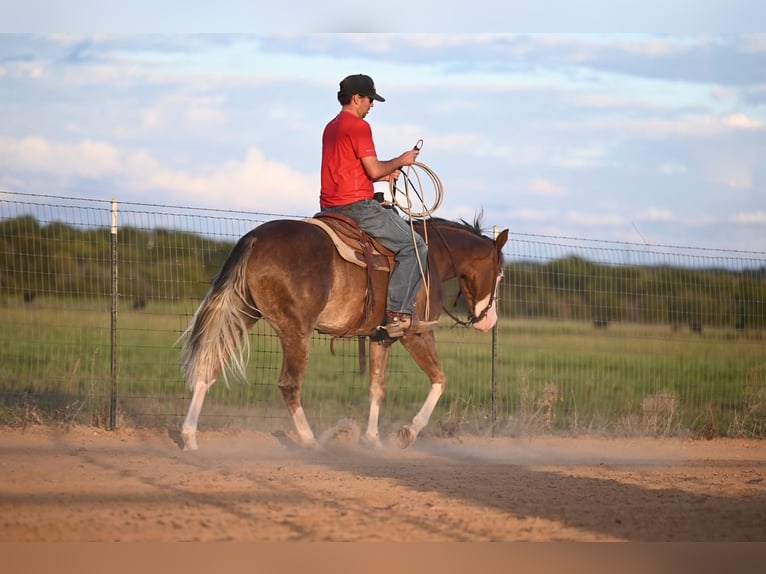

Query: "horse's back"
left=248, top=219, right=338, bottom=281
left=248, top=218, right=331, bottom=255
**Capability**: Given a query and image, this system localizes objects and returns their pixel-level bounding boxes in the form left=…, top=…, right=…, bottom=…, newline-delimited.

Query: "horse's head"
left=421, top=217, right=508, bottom=332
left=458, top=227, right=508, bottom=332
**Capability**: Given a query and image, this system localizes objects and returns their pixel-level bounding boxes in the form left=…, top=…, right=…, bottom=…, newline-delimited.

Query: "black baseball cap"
left=338, top=74, right=385, bottom=102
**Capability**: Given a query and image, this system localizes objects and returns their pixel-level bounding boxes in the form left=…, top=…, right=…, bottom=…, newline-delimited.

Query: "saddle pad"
left=304, top=217, right=390, bottom=271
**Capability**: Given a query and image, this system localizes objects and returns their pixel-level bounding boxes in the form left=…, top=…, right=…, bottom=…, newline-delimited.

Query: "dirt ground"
left=1, top=424, right=764, bottom=542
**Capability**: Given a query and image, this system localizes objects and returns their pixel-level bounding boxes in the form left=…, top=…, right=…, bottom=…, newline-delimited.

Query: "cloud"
left=703, top=156, right=755, bottom=190
left=552, top=144, right=609, bottom=169
left=2, top=58, right=47, bottom=79
left=742, top=34, right=766, bottom=53
left=731, top=211, right=766, bottom=224
left=565, top=211, right=624, bottom=227
left=147, top=147, right=314, bottom=210
left=724, top=114, right=763, bottom=129
left=3, top=33, right=766, bottom=254
left=374, top=123, right=458, bottom=153
left=524, top=177, right=569, bottom=196
left=0, top=136, right=315, bottom=214
left=505, top=207, right=553, bottom=222
left=0, top=136, right=124, bottom=177
left=114, top=94, right=228, bottom=138
left=659, top=163, right=687, bottom=175
left=552, top=113, right=765, bottom=140
left=710, top=86, right=739, bottom=102
left=533, top=34, right=692, bottom=62
left=636, top=208, right=675, bottom=222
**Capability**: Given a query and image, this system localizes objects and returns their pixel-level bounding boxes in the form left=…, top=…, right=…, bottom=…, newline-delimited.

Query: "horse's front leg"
left=362, top=338, right=394, bottom=448
left=397, top=331, right=446, bottom=449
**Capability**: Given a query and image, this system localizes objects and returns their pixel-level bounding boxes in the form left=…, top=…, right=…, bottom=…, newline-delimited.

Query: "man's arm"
left=360, top=149, right=419, bottom=181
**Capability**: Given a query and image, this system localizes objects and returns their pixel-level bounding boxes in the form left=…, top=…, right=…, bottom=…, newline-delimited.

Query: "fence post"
left=109, top=199, right=118, bottom=430
left=491, top=224, right=499, bottom=436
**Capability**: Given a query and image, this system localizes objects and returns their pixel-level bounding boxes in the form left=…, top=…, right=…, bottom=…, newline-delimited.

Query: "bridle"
left=428, top=222, right=503, bottom=328
left=441, top=269, right=503, bottom=328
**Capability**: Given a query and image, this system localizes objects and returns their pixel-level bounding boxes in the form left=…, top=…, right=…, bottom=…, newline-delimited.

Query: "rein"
left=427, top=222, right=500, bottom=328
left=441, top=296, right=474, bottom=327
left=442, top=273, right=500, bottom=328
left=390, top=143, right=499, bottom=328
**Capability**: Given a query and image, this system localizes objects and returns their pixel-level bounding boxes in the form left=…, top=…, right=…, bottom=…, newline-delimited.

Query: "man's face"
left=356, top=94, right=374, bottom=118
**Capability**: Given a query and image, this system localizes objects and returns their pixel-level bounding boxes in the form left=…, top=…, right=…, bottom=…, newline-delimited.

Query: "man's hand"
left=398, top=148, right=419, bottom=167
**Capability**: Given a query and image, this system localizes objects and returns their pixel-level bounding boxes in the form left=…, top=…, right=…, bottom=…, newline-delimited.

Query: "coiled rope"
left=386, top=163, right=444, bottom=218
left=382, top=141, right=445, bottom=322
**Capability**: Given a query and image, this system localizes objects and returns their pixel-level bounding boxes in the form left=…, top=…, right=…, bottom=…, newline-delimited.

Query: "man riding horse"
left=320, top=74, right=426, bottom=339
left=179, top=74, right=509, bottom=452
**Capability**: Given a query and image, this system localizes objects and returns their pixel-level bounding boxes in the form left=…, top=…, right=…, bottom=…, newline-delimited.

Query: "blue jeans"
left=322, top=199, right=427, bottom=315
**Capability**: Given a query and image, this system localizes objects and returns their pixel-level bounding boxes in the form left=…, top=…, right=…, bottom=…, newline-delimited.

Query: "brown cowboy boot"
left=383, top=311, right=412, bottom=338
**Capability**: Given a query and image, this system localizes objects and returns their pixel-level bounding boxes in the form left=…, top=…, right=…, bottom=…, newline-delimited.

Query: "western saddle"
left=304, top=211, right=396, bottom=336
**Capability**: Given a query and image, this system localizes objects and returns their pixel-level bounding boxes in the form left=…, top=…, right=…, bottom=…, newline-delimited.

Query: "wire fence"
left=1, top=191, right=765, bottom=438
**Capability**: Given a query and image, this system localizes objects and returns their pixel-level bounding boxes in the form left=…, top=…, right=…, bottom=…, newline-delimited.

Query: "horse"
left=179, top=214, right=509, bottom=451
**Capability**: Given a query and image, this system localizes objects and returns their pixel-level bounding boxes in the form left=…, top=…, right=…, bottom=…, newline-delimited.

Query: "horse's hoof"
left=360, top=433, right=383, bottom=449
left=181, top=430, right=198, bottom=451
left=302, top=438, right=320, bottom=450
left=397, top=425, right=417, bottom=449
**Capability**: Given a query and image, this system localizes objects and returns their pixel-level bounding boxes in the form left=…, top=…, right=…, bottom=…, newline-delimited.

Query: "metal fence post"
left=491, top=224, right=499, bottom=436
left=109, top=199, right=118, bottom=430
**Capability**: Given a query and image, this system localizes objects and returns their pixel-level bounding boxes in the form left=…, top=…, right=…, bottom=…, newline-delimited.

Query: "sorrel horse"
left=180, top=215, right=508, bottom=451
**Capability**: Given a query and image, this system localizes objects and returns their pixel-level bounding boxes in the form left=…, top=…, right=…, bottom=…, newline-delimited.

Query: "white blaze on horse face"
left=471, top=274, right=502, bottom=332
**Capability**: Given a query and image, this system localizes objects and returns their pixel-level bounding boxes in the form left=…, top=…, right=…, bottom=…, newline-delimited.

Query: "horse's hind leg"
left=181, top=378, right=214, bottom=451
left=397, top=331, right=446, bottom=449
left=276, top=332, right=318, bottom=448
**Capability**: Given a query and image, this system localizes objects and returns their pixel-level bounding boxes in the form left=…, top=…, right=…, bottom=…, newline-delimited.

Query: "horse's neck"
left=425, top=226, right=468, bottom=282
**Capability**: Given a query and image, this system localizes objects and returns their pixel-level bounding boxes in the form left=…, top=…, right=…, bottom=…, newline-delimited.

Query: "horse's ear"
left=495, top=229, right=509, bottom=251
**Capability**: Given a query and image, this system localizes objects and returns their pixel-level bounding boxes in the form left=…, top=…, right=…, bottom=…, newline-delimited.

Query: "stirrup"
left=382, top=312, right=412, bottom=338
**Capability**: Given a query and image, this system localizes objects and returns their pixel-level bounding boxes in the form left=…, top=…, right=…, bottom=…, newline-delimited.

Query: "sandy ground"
left=0, top=424, right=764, bottom=542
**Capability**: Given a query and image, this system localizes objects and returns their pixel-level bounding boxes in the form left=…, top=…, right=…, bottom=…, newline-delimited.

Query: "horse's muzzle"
left=471, top=304, right=497, bottom=332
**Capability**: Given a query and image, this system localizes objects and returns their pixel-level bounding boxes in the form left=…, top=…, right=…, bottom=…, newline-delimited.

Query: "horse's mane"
left=413, top=211, right=486, bottom=237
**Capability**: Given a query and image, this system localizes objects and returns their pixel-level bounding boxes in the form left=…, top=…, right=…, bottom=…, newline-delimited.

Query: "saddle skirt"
left=304, top=211, right=395, bottom=273
left=304, top=211, right=438, bottom=338
left=303, top=211, right=395, bottom=336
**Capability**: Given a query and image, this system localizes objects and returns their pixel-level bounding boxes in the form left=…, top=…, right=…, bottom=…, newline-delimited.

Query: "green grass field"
left=1, top=296, right=764, bottom=438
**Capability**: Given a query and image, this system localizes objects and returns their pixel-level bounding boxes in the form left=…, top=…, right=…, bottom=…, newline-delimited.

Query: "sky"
left=1, top=28, right=765, bottom=253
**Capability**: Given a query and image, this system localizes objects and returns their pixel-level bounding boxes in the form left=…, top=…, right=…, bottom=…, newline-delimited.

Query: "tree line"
left=0, top=215, right=231, bottom=304
left=2, top=216, right=764, bottom=329
left=501, top=256, right=765, bottom=330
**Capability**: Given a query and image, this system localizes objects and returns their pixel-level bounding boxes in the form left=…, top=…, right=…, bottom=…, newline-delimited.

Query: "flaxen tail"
left=180, top=232, right=262, bottom=390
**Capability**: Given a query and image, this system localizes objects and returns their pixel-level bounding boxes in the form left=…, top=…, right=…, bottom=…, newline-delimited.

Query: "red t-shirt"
left=320, top=110, right=377, bottom=208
